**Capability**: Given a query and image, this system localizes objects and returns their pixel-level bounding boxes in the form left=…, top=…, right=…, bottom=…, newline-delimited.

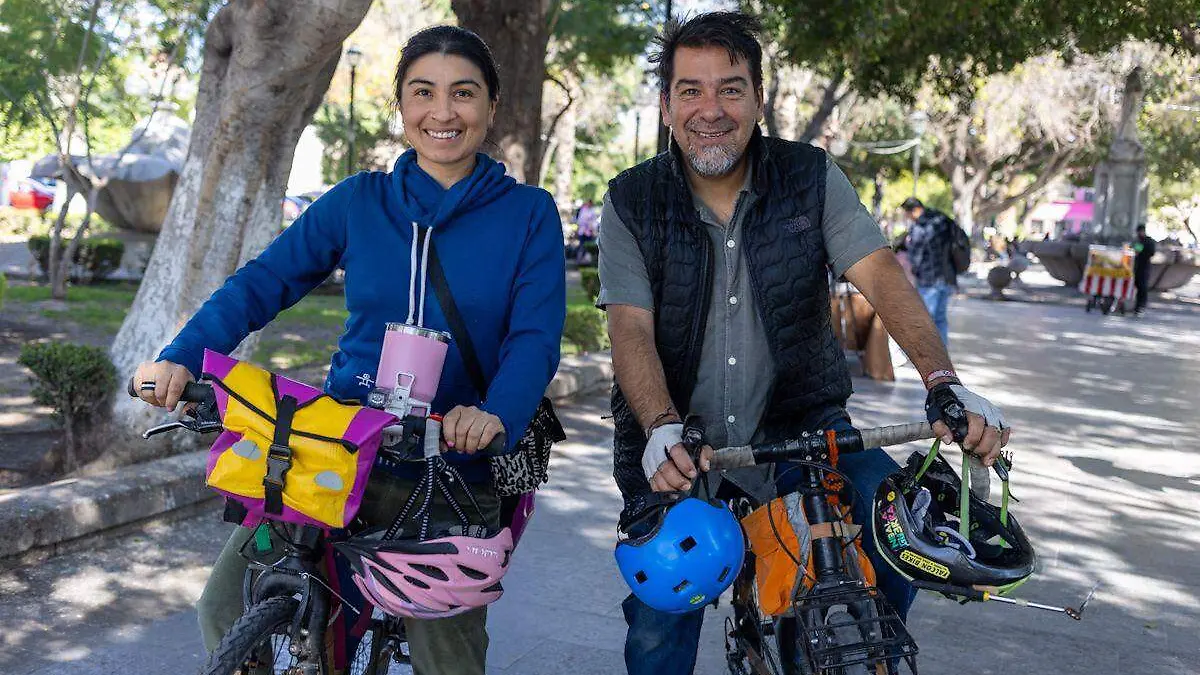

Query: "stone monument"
left=1092, top=66, right=1149, bottom=245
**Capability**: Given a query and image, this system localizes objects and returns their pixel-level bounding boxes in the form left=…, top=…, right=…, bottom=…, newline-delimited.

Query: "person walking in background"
left=902, top=196, right=965, bottom=347
left=1133, top=223, right=1157, bottom=316
left=575, top=199, right=600, bottom=263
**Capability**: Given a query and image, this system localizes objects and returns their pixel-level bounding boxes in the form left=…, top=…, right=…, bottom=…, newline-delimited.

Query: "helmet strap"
left=959, top=451, right=973, bottom=541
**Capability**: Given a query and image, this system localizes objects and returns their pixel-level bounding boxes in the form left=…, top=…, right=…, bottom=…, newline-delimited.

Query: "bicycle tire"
left=823, top=611, right=874, bottom=675
left=200, top=596, right=302, bottom=675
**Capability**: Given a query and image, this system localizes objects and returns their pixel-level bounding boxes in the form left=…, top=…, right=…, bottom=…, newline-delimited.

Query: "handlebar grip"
left=180, top=381, right=214, bottom=403
left=480, top=431, right=507, bottom=457
left=859, top=422, right=936, bottom=449
left=127, top=377, right=213, bottom=404
left=709, top=446, right=755, bottom=471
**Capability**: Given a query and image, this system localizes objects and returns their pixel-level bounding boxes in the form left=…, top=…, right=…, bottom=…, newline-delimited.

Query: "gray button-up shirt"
left=597, top=158, right=888, bottom=449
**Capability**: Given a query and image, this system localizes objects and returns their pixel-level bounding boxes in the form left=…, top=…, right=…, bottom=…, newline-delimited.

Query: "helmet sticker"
left=900, top=550, right=951, bottom=579
left=690, top=593, right=707, bottom=605
left=879, top=503, right=909, bottom=550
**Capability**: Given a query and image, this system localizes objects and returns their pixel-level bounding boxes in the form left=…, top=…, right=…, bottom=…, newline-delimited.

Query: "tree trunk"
left=552, top=88, right=577, bottom=221
left=798, top=71, right=847, bottom=144
left=764, top=55, right=782, bottom=138
left=47, top=184, right=76, bottom=298
left=452, top=0, right=552, bottom=184
left=109, top=0, right=372, bottom=446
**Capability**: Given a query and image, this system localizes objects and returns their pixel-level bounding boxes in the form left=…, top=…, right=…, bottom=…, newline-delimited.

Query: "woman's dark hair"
left=393, top=25, right=501, bottom=102
left=650, top=12, right=764, bottom=98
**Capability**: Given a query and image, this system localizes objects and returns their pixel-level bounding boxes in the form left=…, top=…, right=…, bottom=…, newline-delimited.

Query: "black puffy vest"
left=607, top=130, right=853, bottom=500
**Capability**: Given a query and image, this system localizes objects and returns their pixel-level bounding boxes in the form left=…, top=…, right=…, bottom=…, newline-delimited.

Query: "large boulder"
left=32, top=113, right=190, bottom=233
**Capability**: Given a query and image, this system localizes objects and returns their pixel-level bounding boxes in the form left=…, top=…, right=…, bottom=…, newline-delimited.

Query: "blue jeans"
left=918, top=281, right=952, bottom=347
left=622, top=421, right=916, bottom=675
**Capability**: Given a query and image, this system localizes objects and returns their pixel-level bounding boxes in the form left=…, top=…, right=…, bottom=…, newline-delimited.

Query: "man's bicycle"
left=710, top=421, right=934, bottom=675
left=129, top=378, right=505, bottom=675
left=707, top=421, right=1093, bottom=675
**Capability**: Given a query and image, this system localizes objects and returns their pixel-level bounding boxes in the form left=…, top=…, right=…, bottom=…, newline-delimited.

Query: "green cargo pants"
left=197, top=471, right=501, bottom=675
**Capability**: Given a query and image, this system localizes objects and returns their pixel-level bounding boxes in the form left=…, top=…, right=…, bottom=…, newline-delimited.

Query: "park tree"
left=0, top=0, right=210, bottom=299
left=109, top=0, right=373, bottom=445
left=754, top=0, right=1200, bottom=142
left=1143, top=50, right=1200, bottom=243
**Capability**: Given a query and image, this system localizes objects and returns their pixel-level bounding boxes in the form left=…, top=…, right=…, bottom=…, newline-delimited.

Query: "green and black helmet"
left=873, top=447, right=1036, bottom=592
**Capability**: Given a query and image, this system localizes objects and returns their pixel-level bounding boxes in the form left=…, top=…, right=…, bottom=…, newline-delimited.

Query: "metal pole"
left=634, top=109, right=641, bottom=164
left=655, top=0, right=673, bottom=155
left=347, top=65, right=357, bottom=176
left=911, top=140, right=921, bottom=197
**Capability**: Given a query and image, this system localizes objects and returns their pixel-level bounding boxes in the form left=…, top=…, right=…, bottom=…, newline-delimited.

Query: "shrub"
left=579, top=268, right=601, bottom=303
left=18, top=342, right=117, bottom=471
left=562, top=306, right=609, bottom=353
left=27, top=234, right=125, bottom=282
left=579, top=241, right=599, bottom=267
left=0, top=207, right=47, bottom=237
left=0, top=271, right=6, bottom=309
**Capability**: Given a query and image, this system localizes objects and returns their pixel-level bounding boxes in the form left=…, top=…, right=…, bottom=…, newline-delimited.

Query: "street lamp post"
left=908, top=110, right=928, bottom=197
left=345, top=45, right=363, bottom=177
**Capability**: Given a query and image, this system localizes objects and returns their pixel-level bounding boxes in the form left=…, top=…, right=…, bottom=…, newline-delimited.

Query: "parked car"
left=7, top=177, right=56, bottom=212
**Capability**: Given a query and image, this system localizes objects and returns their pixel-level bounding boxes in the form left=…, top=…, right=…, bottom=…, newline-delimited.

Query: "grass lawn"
left=5, top=278, right=598, bottom=364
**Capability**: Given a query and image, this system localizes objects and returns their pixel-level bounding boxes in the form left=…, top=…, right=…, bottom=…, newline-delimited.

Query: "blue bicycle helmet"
left=615, top=494, right=745, bottom=614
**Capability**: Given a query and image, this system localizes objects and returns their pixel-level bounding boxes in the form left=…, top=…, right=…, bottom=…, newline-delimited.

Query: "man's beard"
left=683, top=137, right=741, bottom=177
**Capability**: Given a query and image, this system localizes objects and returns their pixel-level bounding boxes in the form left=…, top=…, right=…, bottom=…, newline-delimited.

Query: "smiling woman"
left=395, top=26, right=501, bottom=189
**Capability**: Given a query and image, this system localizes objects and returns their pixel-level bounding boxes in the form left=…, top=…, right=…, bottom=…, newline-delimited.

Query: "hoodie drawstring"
left=406, top=222, right=433, bottom=328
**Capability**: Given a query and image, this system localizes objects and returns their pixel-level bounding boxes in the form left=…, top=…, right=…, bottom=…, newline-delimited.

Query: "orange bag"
left=741, top=493, right=877, bottom=617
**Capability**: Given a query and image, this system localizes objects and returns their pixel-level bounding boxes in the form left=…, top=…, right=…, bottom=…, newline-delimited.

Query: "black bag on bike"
left=426, top=237, right=566, bottom=497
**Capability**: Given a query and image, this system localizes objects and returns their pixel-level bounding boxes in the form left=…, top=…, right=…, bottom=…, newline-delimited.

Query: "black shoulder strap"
left=424, top=229, right=488, bottom=399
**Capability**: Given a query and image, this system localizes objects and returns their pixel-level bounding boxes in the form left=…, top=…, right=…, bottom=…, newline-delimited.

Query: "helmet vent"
left=679, top=536, right=697, bottom=552
left=635, top=571, right=649, bottom=584
left=672, top=579, right=691, bottom=593
left=403, top=575, right=432, bottom=590
left=717, top=566, right=731, bottom=583
left=411, top=563, right=450, bottom=581
left=458, top=565, right=489, bottom=580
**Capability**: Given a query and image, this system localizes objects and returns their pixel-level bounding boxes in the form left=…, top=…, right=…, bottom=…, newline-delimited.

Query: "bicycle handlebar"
left=709, top=421, right=936, bottom=470
left=126, top=377, right=507, bottom=455
left=127, top=377, right=215, bottom=405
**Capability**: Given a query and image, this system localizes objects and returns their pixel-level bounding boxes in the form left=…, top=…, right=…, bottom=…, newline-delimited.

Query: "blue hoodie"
left=158, top=151, right=566, bottom=482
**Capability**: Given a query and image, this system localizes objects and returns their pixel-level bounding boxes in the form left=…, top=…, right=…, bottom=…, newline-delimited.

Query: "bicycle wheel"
left=200, top=596, right=303, bottom=675
left=822, top=610, right=877, bottom=675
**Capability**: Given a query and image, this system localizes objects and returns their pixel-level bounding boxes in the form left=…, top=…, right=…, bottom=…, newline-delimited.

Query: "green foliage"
left=0, top=206, right=50, bottom=237
left=758, top=0, right=1200, bottom=100
left=28, top=234, right=125, bottom=282
left=18, top=341, right=117, bottom=427
left=548, top=1, right=656, bottom=76
left=0, top=271, right=6, bottom=310
left=313, top=99, right=395, bottom=184
left=579, top=267, right=601, bottom=302
left=562, top=305, right=609, bottom=353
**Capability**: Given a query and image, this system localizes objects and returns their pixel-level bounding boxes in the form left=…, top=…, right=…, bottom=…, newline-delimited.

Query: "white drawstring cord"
left=406, top=221, right=419, bottom=325
left=417, top=226, right=432, bottom=327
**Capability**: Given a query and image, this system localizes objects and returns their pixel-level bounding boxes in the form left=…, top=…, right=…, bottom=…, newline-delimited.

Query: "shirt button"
left=728, top=356, right=737, bottom=366
left=729, top=296, right=738, bottom=305
left=727, top=415, right=737, bottom=424
left=726, top=239, right=736, bottom=248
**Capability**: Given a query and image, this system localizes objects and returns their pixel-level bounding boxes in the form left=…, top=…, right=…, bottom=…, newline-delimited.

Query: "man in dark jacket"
left=902, top=196, right=959, bottom=345
left=1133, top=224, right=1156, bottom=315
left=597, top=12, right=1011, bottom=675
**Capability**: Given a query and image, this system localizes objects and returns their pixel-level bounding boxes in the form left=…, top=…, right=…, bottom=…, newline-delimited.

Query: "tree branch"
left=541, top=73, right=575, bottom=158
left=976, top=151, right=1076, bottom=221
left=798, top=70, right=849, bottom=143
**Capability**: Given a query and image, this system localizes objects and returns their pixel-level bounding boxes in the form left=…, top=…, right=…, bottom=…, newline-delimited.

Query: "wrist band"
left=644, top=406, right=679, bottom=438
left=925, top=370, right=959, bottom=384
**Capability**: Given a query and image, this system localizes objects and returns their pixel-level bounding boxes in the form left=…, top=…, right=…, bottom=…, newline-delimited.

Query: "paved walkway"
left=1, top=293, right=1198, bottom=673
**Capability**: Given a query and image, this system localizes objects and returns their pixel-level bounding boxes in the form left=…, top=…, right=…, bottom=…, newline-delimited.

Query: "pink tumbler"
left=376, top=323, right=451, bottom=414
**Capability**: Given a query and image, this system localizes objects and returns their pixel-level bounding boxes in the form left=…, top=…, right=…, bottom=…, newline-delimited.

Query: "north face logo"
left=783, top=216, right=812, bottom=233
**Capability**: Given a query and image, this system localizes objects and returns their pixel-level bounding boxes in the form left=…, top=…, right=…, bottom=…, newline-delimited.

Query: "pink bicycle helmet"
left=334, top=448, right=514, bottom=619
left=337, top=526, right=513, bottom=618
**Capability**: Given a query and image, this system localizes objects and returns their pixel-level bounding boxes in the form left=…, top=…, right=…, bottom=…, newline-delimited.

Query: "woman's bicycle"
left=129, top=378, right=504, bottom=675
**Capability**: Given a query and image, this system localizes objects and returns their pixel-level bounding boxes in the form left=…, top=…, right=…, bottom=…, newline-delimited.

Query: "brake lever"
left=141, top=412, right=223, bottom=439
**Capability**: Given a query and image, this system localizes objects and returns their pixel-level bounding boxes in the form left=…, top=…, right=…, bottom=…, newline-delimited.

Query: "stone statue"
left=1111, top=66, right=1145, bottom=157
